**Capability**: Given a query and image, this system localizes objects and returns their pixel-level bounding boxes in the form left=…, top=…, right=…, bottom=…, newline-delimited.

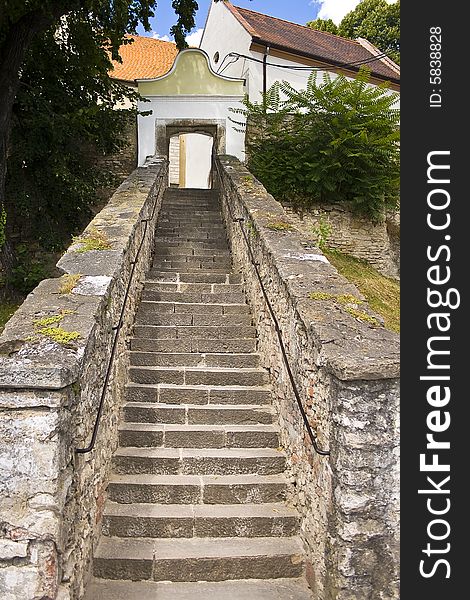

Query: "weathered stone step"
left=118, top=423, right=279, bottom=448
left=122, top=403, right=274, bottom=426
left=148, top=272, right=242, bottom=284
left=133, top=324, right=256, bottom=340
left=128, top=366, right=269, bottom=386
left=127, top=350, right=259, bottom=368
left=142, top=279, right=245, bottom=296
left=130, top=337, right=257, bottom=354
left=147, top=267, right=239, bottom=278
left=157, top=218, right=224, bottom=226
left=153, top=238, right=229, bottom=249
left=137, top=300, right=250, bottom=316
left=157, top=236, right=228, bottom=250
left=152, top=258, right=232, bottom=273
left=155, top=235, right=228, bottom=245
left=153, top=259, right=233, bottom=271
left=93, top=536, right=304, bottom=582
left=154, top=247, right=231, bottom=258
left=125, top=383, right=270, bottom=405
left=112, top=447, right=286, bottom=476
left=107, top=474, right=289, bottom=505
left=85, top=577, right=313, bottom=600
left=102, top=502, right=299, bottom=539
left=156, top=224, right=225, bottom=233
left=129, top=351, right=260, bottom=368
left=135, top=312, right=252, bottom=327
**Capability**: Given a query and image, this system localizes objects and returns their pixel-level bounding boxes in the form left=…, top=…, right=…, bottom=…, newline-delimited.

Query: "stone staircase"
left=84, top=188, right=312, bottom=599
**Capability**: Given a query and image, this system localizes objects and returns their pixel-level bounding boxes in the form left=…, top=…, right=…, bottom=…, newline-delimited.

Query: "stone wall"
left=0, top=158, right=167, bottom=600
left=215, top=156, right=400, bottom=600
left=284, top=204, right=400, bottom=280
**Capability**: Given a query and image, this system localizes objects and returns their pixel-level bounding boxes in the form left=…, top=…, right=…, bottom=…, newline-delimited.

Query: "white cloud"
left=151, top=31, right=171, bottom=42
left=314, top=0, right=395, bottom=25
left=185, top=28, right=204, bottom=47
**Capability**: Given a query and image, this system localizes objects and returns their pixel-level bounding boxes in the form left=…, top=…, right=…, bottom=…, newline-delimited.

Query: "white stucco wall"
left=136, top=95, right=245, bottom=165
left=199, top=0, right=252, bottom=82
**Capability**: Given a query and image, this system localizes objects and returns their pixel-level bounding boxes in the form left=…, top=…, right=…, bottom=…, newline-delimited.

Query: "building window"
left=213, top=51, right=220, bottom=64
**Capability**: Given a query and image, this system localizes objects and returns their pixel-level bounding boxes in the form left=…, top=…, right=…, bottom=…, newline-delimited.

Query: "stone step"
left=93, top=536, right=304, bottom=582
left=142, top=279, right=245, bottom=296
left=107, top=474, right=289, bottom=505
left=125, top=383, right=270, bottom=405
left=142, top=292, right=245, bottom=304
left=146, top=270, right=240, bottom=281
left=156, top=224, right=226, bottom=232
left=112, top=447, right=286, bottom=476
left=130, top=337, right=257, bottom=354
left=153, top=259, right=233, bottom=271
left=133, top=324, right=256, bottom=340
left=151, top=267, right=231, bottom=275
left=137, top=300, right=251, bottom=315
left=122, top=403, right=274, bottom=426
left=128, top=366, right=269, bottom=387
left=154, top=247, right=231, bottom=258
left=135, top=312, right=253, bottom=327
left=155, top=235, right=228, bottom=244
left=129, top=351, right=260, bottom=368
left=153, top=240, right=229, bottom=250
left=85, top=577, right=313, bottom=600
left=157, top=218, right=225, bottom=226
left=118, top=423, right=279, bottom=448
left=155, top=241, right=229, bottom=251
left=147, top=272, right=242, bottom=284
left=102, top=502, right=299, bottom=539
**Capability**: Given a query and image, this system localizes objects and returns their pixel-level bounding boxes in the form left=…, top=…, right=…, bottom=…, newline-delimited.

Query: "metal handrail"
left=75, top=170, right=165, bottom=454
left=215, top=158, right=330, bottom=457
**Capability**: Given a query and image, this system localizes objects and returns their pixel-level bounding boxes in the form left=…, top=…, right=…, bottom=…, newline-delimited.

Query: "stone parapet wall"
left=215, top=156, right=400, bottom=600
left=0, top=158, right=167, bottom=600
left=284, top=204, right=400, bottom=280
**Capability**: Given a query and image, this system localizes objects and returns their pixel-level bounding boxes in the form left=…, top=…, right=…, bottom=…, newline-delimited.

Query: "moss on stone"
left=32, top=310, right=80, bottom=345
left=310, top=291, right=379, bottom=326
left=344, top=306, right=380, bottom=326
left=36, top=326, right=81, bottom=345
left=33, top=314, right=65, bottom=328
left=265, top=220, right=294, bottom=232
left=73, top=227, right=112, bottom=252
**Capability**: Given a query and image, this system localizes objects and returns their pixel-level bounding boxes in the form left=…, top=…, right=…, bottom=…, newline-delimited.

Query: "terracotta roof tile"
left=109, top=35, right=178, bottom=82
left=227, top=3, right=399, bottom=84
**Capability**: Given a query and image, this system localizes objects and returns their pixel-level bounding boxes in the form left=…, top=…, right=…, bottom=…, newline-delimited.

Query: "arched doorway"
left=168, top=132, right=214, bottom=189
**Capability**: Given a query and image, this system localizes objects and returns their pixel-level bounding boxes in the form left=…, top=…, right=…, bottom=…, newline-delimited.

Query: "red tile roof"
left=109, top=35, right=178, bottom=82
left=226, top=3, right=399, bottom=84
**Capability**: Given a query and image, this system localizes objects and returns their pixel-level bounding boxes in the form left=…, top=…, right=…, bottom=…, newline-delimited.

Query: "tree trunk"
left=0, top=8, right=64, bottom=279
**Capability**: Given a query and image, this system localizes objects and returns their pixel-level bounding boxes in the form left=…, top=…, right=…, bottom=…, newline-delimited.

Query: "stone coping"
left=217, top=155, right=400, bottom=381
left=0, top=157, right=166, bottom=391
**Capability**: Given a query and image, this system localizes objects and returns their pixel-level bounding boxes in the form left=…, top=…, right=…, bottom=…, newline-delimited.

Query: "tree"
left=307, top=0, right=400, bottom=65
left=233, top=69, right=400, bottom=221
left=306, top=18, right=338, bottom=35
left=0, top=1, right=198, bottom=268
left=338, top=0, right=400, bottom=64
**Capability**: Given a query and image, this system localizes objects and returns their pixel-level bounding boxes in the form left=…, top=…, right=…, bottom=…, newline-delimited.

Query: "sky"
left=140, top=1, right=395, bottom=46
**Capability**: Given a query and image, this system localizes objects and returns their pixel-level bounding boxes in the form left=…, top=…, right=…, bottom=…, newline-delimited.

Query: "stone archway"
left=155, top=119, right=225, bottom=159
left=167, top=128, right=215, bottom=189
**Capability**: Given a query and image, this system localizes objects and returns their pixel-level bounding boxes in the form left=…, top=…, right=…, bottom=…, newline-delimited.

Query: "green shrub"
left=232, top=68, right=400, bottom=221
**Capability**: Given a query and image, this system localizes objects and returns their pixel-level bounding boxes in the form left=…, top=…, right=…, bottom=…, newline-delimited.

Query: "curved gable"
left=137, top=48, right=245, bottom=96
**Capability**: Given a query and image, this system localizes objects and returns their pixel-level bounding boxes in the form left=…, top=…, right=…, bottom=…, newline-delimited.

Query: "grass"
left=0, top=303, right=19, bottom=334
left=73, top=227, right=111, bottom=252
left=324, top=249, right=400, bottom=333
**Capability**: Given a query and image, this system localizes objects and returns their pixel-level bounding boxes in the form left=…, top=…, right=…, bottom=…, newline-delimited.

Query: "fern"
left=233, top=67, right=399, bottom=220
